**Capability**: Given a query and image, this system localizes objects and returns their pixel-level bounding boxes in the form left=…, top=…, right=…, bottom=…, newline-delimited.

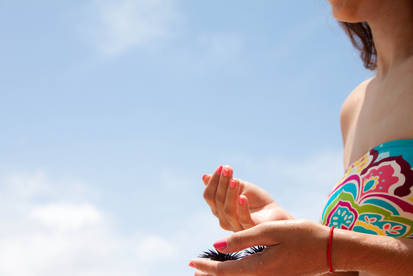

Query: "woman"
left=189, top=1, right=413, bottom=275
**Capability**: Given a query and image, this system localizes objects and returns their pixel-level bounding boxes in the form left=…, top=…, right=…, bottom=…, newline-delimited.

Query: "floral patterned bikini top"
left=321, top=139, right=413, bottom=238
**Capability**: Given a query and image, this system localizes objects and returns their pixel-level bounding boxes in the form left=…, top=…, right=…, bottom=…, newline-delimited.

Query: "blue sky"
left=0, top=0, right=374, bottom=275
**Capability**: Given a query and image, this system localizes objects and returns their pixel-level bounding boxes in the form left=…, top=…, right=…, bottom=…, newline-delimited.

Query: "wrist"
left=331, top=228, right=365, bottom=272
left=317, top=224, right=335, bottom=274
left=316, top=225, right=360, bottom=273
left=331, top=228, right=407, bottom=274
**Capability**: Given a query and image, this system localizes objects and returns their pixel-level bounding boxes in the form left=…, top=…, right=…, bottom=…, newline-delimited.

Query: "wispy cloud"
left=0, top=171, right=181, bottom=276
left=87, top=0, right=181, bottom=56
left=30, top=203, right=102, bottom=230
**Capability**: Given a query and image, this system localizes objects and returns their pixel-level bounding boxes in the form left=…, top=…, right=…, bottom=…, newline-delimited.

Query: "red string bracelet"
left=328, top=226, right=335, bottom=273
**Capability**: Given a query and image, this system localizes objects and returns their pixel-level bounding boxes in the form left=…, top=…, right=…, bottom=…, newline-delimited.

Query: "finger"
left=238, top=195, right=255, bottom=229
left=213, top=222, right=282, bottom=253
left=215, top=165, right=233, bottom=230
left=190, top=258, right=257, bottom=276
left=223, top=179, right=243, bottom=232
left=203, top=165, right=223, bottom=216
left=216, top=166, right=233, bottom=207
left=194, top=270, right=213, bottom=276
left=202, top=174, right=211, bottom=186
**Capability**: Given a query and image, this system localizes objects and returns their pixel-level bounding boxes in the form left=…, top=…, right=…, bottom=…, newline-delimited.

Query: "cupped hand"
left=189, top=219, right=330, bottom=276
left=202, top=165, right=294, bottom=232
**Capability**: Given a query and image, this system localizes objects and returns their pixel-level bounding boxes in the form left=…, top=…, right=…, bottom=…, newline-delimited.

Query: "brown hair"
left=339, top=22, right=377, bottom=70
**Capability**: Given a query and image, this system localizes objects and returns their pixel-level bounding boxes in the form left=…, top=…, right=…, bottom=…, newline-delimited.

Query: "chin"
left=328, top=0, right=365, bottom=22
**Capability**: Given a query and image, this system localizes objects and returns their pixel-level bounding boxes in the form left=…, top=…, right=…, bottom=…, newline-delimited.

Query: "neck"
left=367, top=3, right=413, bottom=80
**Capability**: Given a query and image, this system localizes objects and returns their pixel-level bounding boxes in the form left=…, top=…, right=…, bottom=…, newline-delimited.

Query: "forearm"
left=332, top=227, right=413, bottom=275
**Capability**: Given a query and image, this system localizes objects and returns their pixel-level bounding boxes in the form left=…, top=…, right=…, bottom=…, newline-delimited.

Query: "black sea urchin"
left=199, top=249, right=243, bottom=261
left=199, top=246, right=266, bottom=262
left=244, top=246, right=266, bottom=255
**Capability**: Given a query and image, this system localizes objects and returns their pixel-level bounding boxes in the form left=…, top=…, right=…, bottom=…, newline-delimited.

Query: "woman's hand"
left=202, top=165, right=294, bottom=232
left=189, top=219, right=330, bottom=276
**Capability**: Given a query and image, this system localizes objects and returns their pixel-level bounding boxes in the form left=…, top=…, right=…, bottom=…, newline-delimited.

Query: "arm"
left=333, top=228, right=413, bottom=275
left=189, top=220, right=411, bottom=276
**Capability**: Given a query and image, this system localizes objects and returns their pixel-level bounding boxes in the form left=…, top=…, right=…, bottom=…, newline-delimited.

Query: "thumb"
left=213, top=222, right=281, bottom=253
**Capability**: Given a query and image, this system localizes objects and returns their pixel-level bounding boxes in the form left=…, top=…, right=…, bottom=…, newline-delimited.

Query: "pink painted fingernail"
left=222, top=167, right=230, bottom=176
left=216, top=165, right=223, bottom=175
left=230, top=179, right=237, bottom=188
left=213, top=239, right=228, bottom=250
left=202, top=174, right=208, bottom=182
left=239, top=196, right=246, bottom=206
left=188, top=261, right=195, bottom=268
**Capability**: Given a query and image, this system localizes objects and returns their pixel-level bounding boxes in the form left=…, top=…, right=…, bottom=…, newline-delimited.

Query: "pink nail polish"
left=216, top=165, right=223, bottom=175
left=222, top=167, right=229, bottom=176
left=202, top=174, right=207, bottom=182
left=239, top=197, right=246, bottom=205
left=230, top=179, right=237, bottom=188
left=188, top=261, right=195, bottom=268
left=213, top=239, right=228, bottom=250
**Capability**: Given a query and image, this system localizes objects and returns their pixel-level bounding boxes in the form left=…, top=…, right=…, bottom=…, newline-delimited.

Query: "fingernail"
left=216, top=165, right=223, bottom=175
left=188, top=261, right=195, bottom=268
left=222, top=167, right=231, bottom=177
left=202, top=174, right=208, bottom=182
left=230, top=179, right=237, bottom=188
left=239, top=196, right=246, bottom=206
left=213, top=239, right=228, bottom=250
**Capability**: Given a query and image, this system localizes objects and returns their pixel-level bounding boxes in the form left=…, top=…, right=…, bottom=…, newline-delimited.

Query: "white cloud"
left=30, top=203, right=102, bottom=231
left=89, top=0, right=181, bottom=56
left=0, top=171, right=181, bottom=276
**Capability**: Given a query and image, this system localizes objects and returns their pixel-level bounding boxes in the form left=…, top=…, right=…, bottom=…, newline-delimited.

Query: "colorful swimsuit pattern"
left=321, top=139, right=413, bottom=238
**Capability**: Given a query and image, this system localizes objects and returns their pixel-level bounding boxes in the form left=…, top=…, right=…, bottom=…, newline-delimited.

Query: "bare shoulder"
left=339, top=77, right=373, bottom=145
